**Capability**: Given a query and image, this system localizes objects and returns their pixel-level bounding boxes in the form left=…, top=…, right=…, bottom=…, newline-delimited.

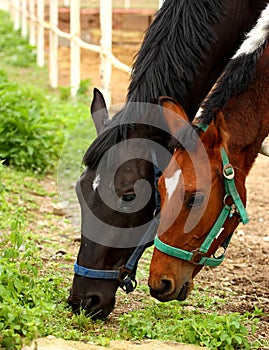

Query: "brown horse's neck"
left=223, top=46, right=269, bottom=176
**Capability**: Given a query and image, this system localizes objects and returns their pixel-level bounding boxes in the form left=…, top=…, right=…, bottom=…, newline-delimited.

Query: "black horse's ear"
left=91, top=88, right=109, bottom=135
left=151, top=97, right=159, bottom=105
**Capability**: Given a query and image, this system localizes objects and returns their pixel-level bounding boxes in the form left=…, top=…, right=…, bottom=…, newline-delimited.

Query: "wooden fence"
left=0, top=0, right=163, bottom=107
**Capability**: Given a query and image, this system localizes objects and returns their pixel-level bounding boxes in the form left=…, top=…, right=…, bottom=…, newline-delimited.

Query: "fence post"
left=36, top=0, right=44, bottom=67
left=0, top=0, right=8, bottom=10
left=29, top=0, right=35, bottom=46
left=159, top=0, right=164, bottom=9
left=70, top=0, right=80, bottom=99
left=100, top=0, right=112, bottom=107
left=9, top=0, right=20, bottom=30
left=124, top=0, right=130, bottom=9
left=21, top=0, right=27, bottom=38
left=49, top=0, right=58, bottom=88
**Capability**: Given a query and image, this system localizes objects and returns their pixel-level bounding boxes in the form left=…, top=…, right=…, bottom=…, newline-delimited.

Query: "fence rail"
left=0, top=0, right=162, bottom=106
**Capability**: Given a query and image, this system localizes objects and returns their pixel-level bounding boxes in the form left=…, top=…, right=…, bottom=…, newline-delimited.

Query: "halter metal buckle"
left=118, top=265, right=132, bottom=282
left=223, top=164, right=235, bottom=180
left=118, top=265, right=137, bottom=294
left=190, top=249, right=207, bottom=265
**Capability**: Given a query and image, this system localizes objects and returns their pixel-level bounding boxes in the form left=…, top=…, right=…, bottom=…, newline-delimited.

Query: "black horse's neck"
left=126, top=0, right=268, bottom=121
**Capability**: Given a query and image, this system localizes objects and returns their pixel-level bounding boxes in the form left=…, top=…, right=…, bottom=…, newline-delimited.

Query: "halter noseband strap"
left=73, top=215, right=158, bottom=293
left=154, top=147, right=249, bottom=267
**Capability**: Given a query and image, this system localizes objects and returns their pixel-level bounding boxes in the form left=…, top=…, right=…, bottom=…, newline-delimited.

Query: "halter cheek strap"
left=154, top=147, right=249, bottom=267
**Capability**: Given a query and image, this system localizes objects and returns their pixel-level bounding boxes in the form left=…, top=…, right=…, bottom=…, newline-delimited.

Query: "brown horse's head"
left=149, top=99, right=247, bottom=302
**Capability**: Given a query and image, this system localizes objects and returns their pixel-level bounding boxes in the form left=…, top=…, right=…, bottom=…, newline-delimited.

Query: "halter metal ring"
left=223, top=194, right=233, bottom=207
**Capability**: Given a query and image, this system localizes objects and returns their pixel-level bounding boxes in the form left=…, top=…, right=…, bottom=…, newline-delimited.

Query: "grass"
left=0, top=9, right=268, bottom=350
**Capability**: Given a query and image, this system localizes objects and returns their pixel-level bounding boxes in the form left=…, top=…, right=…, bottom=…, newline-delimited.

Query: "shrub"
left=0, top=81, right=65, bottom=173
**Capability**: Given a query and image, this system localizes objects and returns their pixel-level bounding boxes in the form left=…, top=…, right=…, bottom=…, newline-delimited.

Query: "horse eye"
left=121, top=194, right=136, bottom=202
left=186, top=193, right=205, bottom=209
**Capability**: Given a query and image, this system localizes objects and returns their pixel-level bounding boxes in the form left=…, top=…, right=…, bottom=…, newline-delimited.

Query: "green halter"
left=154, top=147, right=249, bottom=267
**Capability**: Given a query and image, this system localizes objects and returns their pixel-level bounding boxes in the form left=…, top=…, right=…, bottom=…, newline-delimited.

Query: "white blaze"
left=92, top=174, right=101, bottom=191
left=165, top=170, right=182, bottom=200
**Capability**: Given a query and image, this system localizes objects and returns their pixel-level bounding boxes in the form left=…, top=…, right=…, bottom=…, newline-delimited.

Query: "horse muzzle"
left=149, top=275, right=193, bottom=302
left=67, top=292, right=116, bottom=319
left=68, top=275, right=118, bottom=319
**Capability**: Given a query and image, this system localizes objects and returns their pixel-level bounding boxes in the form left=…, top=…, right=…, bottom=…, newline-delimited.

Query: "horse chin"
left=68, top=276, right=118, bottom=319
left=176, top=281, right=193, bottom=301
left=68, top=294, right=116, bottom=320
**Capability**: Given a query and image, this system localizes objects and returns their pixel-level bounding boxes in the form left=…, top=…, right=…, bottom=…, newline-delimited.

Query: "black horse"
left=68, top=0, right=268, bottom=319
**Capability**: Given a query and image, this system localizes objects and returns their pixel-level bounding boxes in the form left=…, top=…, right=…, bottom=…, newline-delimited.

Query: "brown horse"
left=149, top=7, right=269, bottom=302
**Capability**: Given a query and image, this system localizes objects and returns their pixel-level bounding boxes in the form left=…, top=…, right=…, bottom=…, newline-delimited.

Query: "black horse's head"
left=68, top=89, right=172, bottom=318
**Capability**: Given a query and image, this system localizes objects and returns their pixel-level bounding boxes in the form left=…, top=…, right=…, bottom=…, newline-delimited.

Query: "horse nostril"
left=68, top=294, right=115, bottom=319
left=150, top=277, right=175, bottom=300
left=68, top=295, right=96, bottom=313
left=159, top=278, right=174, bottom=295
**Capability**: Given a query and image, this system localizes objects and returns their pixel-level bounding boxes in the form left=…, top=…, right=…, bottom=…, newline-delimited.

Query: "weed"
left=118, top=301, right=262, bottom=349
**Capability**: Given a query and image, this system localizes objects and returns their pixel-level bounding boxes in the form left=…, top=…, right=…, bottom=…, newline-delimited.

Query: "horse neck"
left=127, top=1, right=267, bottom=120
left=224, top=47, right=269, bottom=176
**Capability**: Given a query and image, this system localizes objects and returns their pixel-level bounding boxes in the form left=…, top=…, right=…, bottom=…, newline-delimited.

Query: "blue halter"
left=73, top=150, right=161, bottom=293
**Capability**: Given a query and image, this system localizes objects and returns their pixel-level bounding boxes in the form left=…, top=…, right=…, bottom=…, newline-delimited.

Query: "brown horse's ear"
left=201, top=110, right=228, bottom=149
left=214, top=110, right=229, bottom=148
left=159, top=96, right=189, bottom=135
left=91, top=88, right=109, bottom=135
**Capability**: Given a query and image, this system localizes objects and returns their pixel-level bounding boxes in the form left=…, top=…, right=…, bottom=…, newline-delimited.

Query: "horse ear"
left=91, top=88, right=109, bottom=135
left=214, top=110, right=229, bottom=148
left=201, top=110, right=228, bottom=149
left=159, top=96, right=189, bottom=135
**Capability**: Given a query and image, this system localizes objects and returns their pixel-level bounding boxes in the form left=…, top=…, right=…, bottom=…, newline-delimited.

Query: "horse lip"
left=176, top=282, right=190, bottom=301
left=68, top=298, right=112, bottom=319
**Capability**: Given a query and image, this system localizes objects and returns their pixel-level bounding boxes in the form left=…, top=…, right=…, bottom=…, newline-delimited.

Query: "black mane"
left=127, top=0, right=225, bottom=108
left=85, top=0, right=226, bottom=169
